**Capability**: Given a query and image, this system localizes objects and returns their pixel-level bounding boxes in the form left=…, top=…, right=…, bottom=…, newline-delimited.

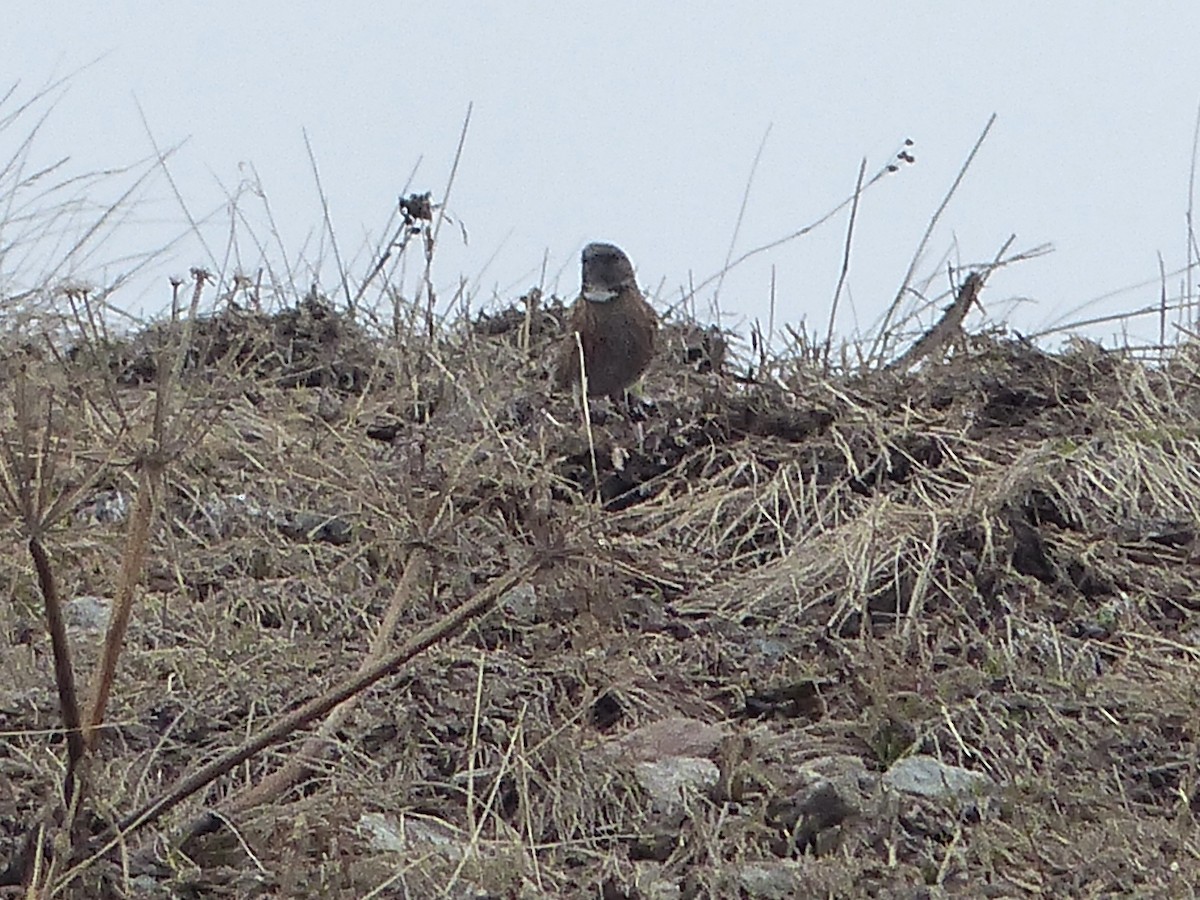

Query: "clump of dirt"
left=65, top=290, right=388, bottom=393
left=2, top=293, right=1199, bottom=897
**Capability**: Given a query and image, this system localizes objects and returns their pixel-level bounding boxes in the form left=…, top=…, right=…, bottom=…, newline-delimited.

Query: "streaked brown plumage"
left=553, top=242, right=657, bottom=399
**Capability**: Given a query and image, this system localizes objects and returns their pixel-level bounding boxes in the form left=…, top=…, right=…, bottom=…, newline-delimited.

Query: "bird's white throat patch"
left=583, top=288, right=619, bottom=303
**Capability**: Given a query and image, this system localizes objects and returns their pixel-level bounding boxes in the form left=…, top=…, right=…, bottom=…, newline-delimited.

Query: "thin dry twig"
left=61, top=560, right=542, bottom=890
left=220, top=547, right=433, bottom=817
left=824, top=157, right=867, bottom=371
left=1186, top=100, right=1200, bottom=322
left=422, top=102, right=473, bottom=339
left=82, top=270, right=209, bottom=749
left=303, top=128, right=353, bottom=312
left=886, top=271, right=984, bottom=372
left=670, top=136, right=915, bottom=317
left=712, top=123, right=772, bottom=318
left=871, top=114, right=997, bottom=365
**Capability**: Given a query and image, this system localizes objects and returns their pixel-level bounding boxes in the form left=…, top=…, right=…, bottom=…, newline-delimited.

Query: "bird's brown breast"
left=554, top=287, right=657, bottom=398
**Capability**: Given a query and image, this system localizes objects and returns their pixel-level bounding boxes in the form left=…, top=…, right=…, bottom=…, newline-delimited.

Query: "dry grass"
left=1, top=83, right=1199, bottom=897
left=0, top=277, right=1198, bottom=898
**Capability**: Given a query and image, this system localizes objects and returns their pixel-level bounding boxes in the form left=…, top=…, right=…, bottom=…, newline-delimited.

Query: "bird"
left=553, top=242, right=658, bottom=400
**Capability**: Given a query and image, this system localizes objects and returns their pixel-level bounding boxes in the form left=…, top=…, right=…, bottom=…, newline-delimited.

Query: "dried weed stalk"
left=0, top=269, right=222, bottom=890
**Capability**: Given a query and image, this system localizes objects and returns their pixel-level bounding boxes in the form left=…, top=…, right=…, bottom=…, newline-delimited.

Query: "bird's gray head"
left=581, top=242, right=637, bottom=303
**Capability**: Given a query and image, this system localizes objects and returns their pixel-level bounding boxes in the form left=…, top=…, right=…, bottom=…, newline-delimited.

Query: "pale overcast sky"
left=6, top=3, right=1200, bottom=350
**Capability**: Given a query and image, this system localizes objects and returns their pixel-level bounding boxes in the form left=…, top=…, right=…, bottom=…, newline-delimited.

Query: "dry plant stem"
left=356, top=216, right=416, bottom=315
left=519, top=288, right=539, bottom=354
left=220, top=547, right=432, bottom=816
left=713, top=123, right=772, bottom=315
left=62, top=294, right=128, bottom=435
left=872, top=113, right=997, bottom=365
left=0, top=378, right=122, bottom=886
left=68, top=560, right=542, bottom=877
left=1159, top=252, right=1169, bottom=360
left=351, top=155, right=421, bottom=312
left=45, top=157, right=169, bottom=289
left=82, top=270, right=206, bottom=748
left=1187, top=100, right=1200, bottom=320
left=29, top=537, right=85, bottom=796
left=1027, top=295, right=1198, bottom=342
left=303, top=128, right=352, bottom=312
left=82, top=465, right=157, bottom=750
left=167, top=270, right=210, bottom=401
left=431, top=103, right=472, bottom=279
left=672, top=136, right=912, bottom=316
left=824, top=157, right=867, bottom=371
left=767, top=264, right=777, bottom=357
left=886, top=272, right=984, bottom=372
left=574, top=333, right=600, bottom=503
left=422, top=102, right=473, bottom=338
left=134, top=99, right=222, bottom=272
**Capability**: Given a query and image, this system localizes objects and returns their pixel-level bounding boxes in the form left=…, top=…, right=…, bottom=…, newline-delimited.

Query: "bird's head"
left=581, top=242, right=637, bottom=303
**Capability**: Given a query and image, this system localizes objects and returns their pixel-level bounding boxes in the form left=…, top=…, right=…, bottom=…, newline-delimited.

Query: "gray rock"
left=768, top=755, right=870, bottom=855
left=634, top=756, right=720, bottom=817
left=610, top=716, right=728, bottom=762
left=276, top=510, right=353, bottom=545
left=884, top=754, right=995, bottom=801
left=633, top=862, right=682, bottom=900
left=73, top=490, right=130, bottom=526
left=358, top=811, right=405, bottom=854
left=736, top=861, right=808, bottom=899
left=63, top=595, right=112, bottom=633
left=500, top=583, right=538, bottom=620
left=357, top=811, right=465, bottom=858
left=356, top=812, right=495, bottom=899
left=748, top=637, right=790, bottom=663
left=192, top=492, right=264, bottom=538
left=798, top=754, right=874, bottom=794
